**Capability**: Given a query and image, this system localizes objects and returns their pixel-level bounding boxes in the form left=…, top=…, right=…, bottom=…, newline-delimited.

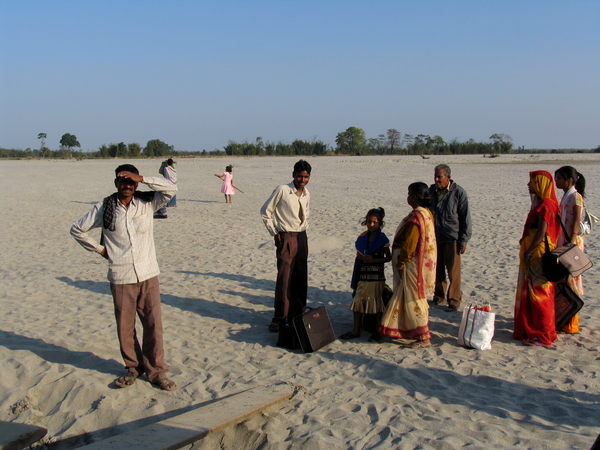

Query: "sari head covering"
left=521, top=170, right=560, bottom=244
left=530, top=170, right=559, bottom=205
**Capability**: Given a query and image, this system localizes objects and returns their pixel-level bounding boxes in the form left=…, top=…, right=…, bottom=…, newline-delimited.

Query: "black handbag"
left=542, top=216, right=592, bottom=282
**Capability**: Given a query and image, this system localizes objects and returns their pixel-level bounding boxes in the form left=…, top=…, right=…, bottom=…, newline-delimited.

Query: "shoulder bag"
left=542, top=216, right=592, bottom=282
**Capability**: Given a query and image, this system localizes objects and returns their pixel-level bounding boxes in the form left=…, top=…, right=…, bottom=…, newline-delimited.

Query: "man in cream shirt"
left=261, top=160, right=311, bottom=332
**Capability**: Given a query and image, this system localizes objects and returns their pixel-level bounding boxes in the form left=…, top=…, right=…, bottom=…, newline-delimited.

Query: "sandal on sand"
left=445, top=305, right=457, bottom=312
left=115, top=372, right=138, bottom=388
left=340, top=331, right=361, bottom=340
left=405, top=340, right=431, bottom=349
left=154, top=379, right=177, bottom=391
left=368, top=333, right=383, bottom=343
left=523, top=340, right=552, bottom=349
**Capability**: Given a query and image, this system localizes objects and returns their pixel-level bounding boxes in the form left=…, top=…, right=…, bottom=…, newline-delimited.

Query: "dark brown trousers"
left=434, top=242, right=462, bottom=307
left=274, top=231, right=308, bottom=321
left=110, top=276, right=168, bottom=383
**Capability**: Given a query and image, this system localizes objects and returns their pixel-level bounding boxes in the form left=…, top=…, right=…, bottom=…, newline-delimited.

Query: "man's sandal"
left=115, top=372, right=138, bottom=388
left=154, top=378, right=177, bottom=391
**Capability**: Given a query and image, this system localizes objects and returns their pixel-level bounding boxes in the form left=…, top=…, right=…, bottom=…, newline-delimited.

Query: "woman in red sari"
left=513, top=170, right=561, bottom=348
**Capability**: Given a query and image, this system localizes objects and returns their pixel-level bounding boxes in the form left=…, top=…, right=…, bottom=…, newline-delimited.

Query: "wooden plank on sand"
left=0, top=421, right=47, bottom=450
left=78, top=384, right=293, bottom=450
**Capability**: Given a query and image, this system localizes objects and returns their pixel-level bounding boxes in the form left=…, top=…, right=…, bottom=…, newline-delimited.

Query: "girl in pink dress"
left=215, top=165, right=235, bottom=203
left=555, top=165, right=587, bottom=334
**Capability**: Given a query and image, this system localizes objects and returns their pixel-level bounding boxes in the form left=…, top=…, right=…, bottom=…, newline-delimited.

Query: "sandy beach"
left=1, top=154, right=600, bottom=449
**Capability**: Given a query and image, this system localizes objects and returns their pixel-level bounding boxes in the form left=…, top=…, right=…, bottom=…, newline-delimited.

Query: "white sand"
left=1, top=154, right=599, bottom=449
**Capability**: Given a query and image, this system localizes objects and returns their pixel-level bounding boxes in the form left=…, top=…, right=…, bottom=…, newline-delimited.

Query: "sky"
left=1, top=0, right=599, bottom=152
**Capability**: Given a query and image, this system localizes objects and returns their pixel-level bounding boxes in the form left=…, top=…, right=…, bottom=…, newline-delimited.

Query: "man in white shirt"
left=261, top=160, right=311, bottom=332
left=71, top=164, right=178, bottom=391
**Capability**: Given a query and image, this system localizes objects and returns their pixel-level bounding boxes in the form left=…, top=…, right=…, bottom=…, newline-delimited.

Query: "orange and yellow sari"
left=380, top=207, right=437, bottom=341
left=513, top=171, right=561, bottom=347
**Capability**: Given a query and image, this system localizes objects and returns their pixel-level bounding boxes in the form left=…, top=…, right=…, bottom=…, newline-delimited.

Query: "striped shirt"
left=70, top=176, right=177, bottom=284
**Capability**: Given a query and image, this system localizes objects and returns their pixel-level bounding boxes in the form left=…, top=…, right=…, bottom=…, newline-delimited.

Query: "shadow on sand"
left=319, top=348, right=599, bottom=431
left=0, top=329, right=122, bottom=376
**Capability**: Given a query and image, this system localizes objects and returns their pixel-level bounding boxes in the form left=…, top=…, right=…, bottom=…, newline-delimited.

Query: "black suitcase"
left=277, top=321, right=301, bottom=350
left=293, top=306, right=336, bottom=353
left=554, top=282, right=584, bottom=330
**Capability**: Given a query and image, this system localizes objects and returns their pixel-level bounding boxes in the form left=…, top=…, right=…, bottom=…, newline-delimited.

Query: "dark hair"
left=167, top=158, right=173, bottom=166
left=293, top=159, right=312, bottom=175
left=434, top=164, right=451, bottom=178
left=408, top=182, right=432, bottom=207
left=361, top=207, right=386, bottom=228
left=555, top=165, right=586, bottom=198
left=115, top=164, right=139, bottom=177
left=226, top=165, right=232, bottom=172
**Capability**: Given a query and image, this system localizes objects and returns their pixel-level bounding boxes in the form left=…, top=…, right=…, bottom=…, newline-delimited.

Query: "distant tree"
left=116, top=142, right=128, bottom=157
left=59, top=133, right=81, bottom=151
left=402, top=134, right=414, bottom=152
left=37, top=132, right=47, bottom=150
left=594, top=145, right=600, bottom=153
left=144, top=139, right=171, bottom=157
left=256, top=137, right=265, bottom=155
left=108, top=143, right=118, bottom=157
left=128, top=142, right=142, bottom=157
left=311, top=140, right=327, bottom=155
left=427, top=135, right=446, bottom=154
left=406, top=134, right=428, bottom=155
left=276, top=142, right=292, bottom=155
left=99, top=144, right=109, bottom=158
left=335, top=126, right=366, bottom=155
left=243, top=141, right=257, bottom=155
left=386, top=129, right=401, bottom=154
left=489, top=133, right=513, bottom=153
left=366, top=138, right=382, bottom=155
left=265, top=141, right=275, bottom=156
left=224, top=140, right=244, bottom=156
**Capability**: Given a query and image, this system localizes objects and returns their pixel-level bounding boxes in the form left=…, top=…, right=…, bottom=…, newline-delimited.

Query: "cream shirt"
left=260, top=182, right=310, bottom=236
left=70, top=176, right=177, bottom=284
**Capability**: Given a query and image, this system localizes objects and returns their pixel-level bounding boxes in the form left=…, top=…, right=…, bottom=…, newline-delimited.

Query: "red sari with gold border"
left=513, top=171, right=561, bottom=346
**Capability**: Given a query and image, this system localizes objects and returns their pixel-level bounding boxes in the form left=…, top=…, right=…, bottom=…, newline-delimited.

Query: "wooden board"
left=78, top=384, right=293, bottom=450
left=0, top=421, right=47, bottom=450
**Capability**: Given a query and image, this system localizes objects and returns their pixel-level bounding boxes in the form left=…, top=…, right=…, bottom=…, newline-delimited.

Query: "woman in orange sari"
left=513, top=170, right=561, bottom=348
left=380, top=182, right=437, bottom=348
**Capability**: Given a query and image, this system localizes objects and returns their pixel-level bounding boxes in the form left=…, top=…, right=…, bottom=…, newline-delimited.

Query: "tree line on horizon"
left=1, top=128, right=598, bottom=159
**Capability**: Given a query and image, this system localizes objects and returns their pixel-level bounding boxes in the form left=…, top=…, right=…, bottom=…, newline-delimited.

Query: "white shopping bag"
left=457, top=304, right=495, bottom=350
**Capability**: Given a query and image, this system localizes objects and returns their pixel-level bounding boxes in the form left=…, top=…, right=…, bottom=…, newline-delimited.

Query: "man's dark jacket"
left=428, top=180, right=472, bottom=246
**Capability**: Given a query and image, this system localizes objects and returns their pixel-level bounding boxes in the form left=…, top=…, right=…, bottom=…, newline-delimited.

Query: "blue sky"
left=1, top=0, right=599, bottom=151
